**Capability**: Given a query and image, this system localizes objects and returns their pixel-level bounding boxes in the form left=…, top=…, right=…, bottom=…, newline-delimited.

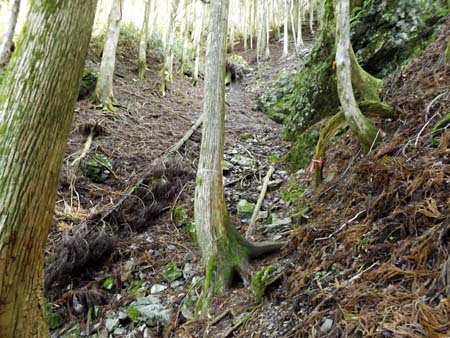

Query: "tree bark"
left=282, top=0, right=289, bottom=57
left=138, top=0, right=151, bottom=80
left=0, top=0, right=21, bottom=68
left=0, top=1, right=97, bottom=336
left=335, top=0, right=379, bottom=153
left=309, top=0, right=315, bottom=34
left=194, top=0, right=282, bottom=316
left=297, top=0, right=304, bottom=46
left=160, top=0, right=181, bottom=95
left=95, top=0, right=122, bottom=110
left=193, top=0, right=205, bottom=82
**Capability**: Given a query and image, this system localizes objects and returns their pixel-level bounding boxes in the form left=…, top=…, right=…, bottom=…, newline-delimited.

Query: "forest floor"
left=48, top=20, right=450, bottom=338
left=47, top=37, right=314, bottom=338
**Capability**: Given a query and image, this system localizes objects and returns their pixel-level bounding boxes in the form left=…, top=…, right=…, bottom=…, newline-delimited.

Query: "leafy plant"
left=127, top=306, right=139, bottom=322
left=102, top=277, right=114, bottom=290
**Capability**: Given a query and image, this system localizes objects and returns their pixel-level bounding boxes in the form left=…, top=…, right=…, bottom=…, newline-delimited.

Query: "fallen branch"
left=166, top=113, right=204, bottom=154
left=89, top=113, right=204, bottom=223
left=70, top=131, right=93, bottom=167
left=246, top=166, right=275, bottom=238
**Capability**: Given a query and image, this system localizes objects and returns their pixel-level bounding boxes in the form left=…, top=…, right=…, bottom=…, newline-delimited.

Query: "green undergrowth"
left=285, top=130, right=320, bottom=170
left=260, top=0, right=448, bottom=169
left=251, top=266, right=283, bottom=303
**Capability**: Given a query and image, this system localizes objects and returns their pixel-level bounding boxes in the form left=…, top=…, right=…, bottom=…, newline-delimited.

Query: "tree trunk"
left=0, top=0, right=21, bottom=68
left=193, top=0, right=204, bottom=82
left=265, top=0, right=271, bottom=59
left=256, top=0, right=268, bottom=62
left=335, top=0, right=378, bottom=153
left=309, top=0, right=315, bottom=34
left=297, top=0, right=303, bottom=46
left=243, top=0, right=249, bottom=50
left=0, top=1, right=97, bottom=336
left=138, top=0, right=151, bottom=80
left=194, top=0, right=282, bottom=316
left=160, top=0, right=181, bottom=95
left=95, top=0, right=122, bottom=110
left=282, top=0, right=289, bottom=57
left=289, top=0, right=298, bottom=52
left=179, top=0, right=191, bottom=75
left=148, top=0, right=158, bottom=38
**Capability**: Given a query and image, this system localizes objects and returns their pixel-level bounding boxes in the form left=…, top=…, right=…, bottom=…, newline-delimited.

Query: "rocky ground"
left=47, top=36, right=315, bottom=338
left=47, top=19, right=450, bottom=338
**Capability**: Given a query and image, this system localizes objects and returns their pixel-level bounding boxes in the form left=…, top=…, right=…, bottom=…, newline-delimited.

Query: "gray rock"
left=237, top=199, right=255, bottom=218
left=118, top=311, right=128, bottom=320
left=61, top=324, right=81, bottom=338
left=320, top=318, right=333, bottom=333
left=170, top=280, right=183, bottom=288
left=113, top=327, right=127, bottom=336
left=184, top=252, right=194, bottom=262
left=267, top=179, right=284, bottom=190
left=183, top=263, right=196, bottom=279
left=105, top=316, right=120, bottom=332
left=151, top=283, right=168, bottom=294
left=257, top=210, right=269, bottom=220
left=130, top=295, right=171, bottom=327
left=222, top=160, right=233, bottom=173
left=269, top=215, right=291, bottom=228
left=230, top=155, right=256, bottom=167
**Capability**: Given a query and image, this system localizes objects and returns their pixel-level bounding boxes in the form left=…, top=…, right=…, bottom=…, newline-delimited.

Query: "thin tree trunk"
left=138, top=0, right=151, bottom=80
left=335, top=0, right=378, bottom=153
left=194, top=0, right=282, bottom=316
left=265, top=0, right=270, bottom=59
left=179, top=0, right=191, bottom=74
left=309, top=0, right=314, bottom=34
left=0, top=1, right=97, bottom=336
left=0, top=0, right=21, bottom=68
left=160, top=0, right=181, bottom=95
left=243, top=0, right=249, bottom=50
left=193, top=0, right=204, bottom=82
left=289, top=0, right=297, bottom=52
left=282, top=0, right=289, bottom=57
left=96, top=0, right=123, bottom=110
left=297, top=0, right=303, bottom=46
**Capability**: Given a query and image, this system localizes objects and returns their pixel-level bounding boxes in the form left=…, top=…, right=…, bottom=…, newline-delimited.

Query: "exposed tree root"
left=312, top=43, right=394, bottom=187
left=312, top=111, right=347, bottom=187
left=196, top=228, right=285, bottom=317
left=45, top=115, right=204, bottom=291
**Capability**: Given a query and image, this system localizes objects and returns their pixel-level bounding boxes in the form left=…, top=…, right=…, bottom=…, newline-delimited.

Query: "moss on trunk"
left=312, top=111, right=347, bottom=186
left=0, top=1, right=97, bottom=336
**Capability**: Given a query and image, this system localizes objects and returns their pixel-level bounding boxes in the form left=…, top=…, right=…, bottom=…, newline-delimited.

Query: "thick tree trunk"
left=148, top=0, right=157, bottom=38
left=138, top=0, right=151, bottom=80
left=335, top=0, right=379, bottom=153
left=0, top=0, right=21, bottom=68
left=95, top=0, right=122, bottom=110
left=0, top=1, right=97, bottom=336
